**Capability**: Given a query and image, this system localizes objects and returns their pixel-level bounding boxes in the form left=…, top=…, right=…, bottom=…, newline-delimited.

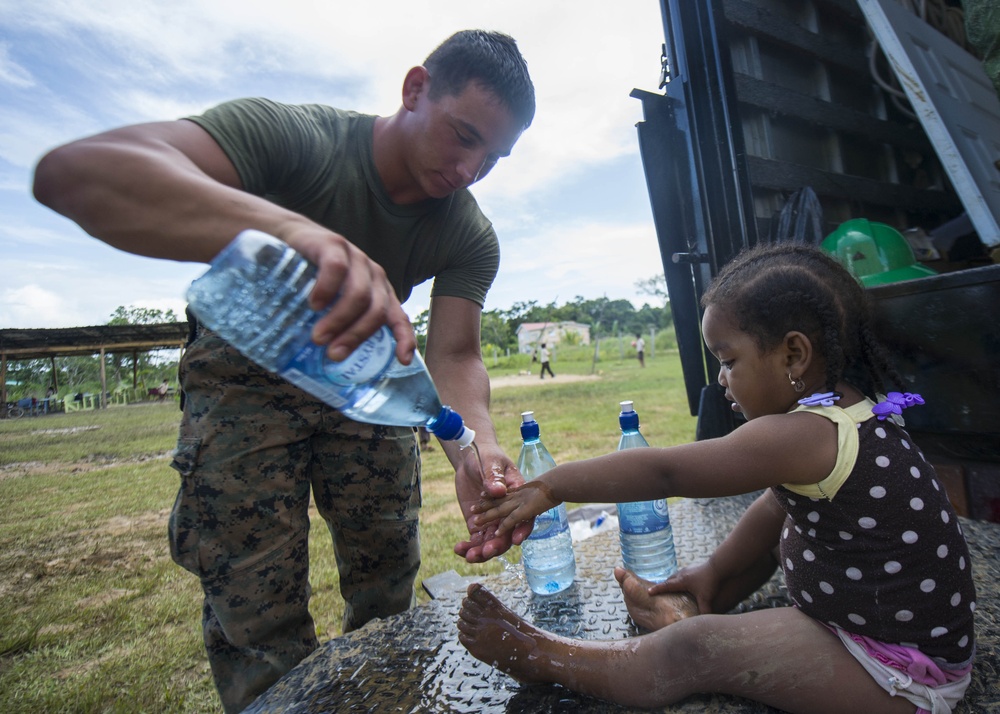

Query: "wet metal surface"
left=246, top=495, right=1000, bottom=713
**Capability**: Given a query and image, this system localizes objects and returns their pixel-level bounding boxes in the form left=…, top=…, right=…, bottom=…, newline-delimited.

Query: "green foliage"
left=105, top=306, right=182, bottom=390
left=634, top=272, right=668, bottom=305
left=107, top=306, right=179, bottom=326
left=480, top=310, right=513, bottom=351
left=561, top=330, right=582, bottom=347
left=411, top=309, right=429, bottom=352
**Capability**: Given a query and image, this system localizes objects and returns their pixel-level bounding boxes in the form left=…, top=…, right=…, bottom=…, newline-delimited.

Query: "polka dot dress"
left=773, top=415, right=977, bottom=665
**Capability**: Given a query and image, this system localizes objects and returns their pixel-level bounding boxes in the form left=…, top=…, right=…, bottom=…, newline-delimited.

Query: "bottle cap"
left=619, top=400, right=640, bottom=430
left=427, top=406, right=476, bottom=448
left=519, top=411, right=540, bottom=440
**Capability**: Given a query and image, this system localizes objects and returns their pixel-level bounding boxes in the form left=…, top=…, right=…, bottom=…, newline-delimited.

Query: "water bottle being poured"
left=185, top=229, right=475, bottom=447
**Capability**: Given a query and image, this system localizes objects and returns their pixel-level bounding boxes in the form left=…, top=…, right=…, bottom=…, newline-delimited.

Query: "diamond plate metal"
left=247, top=494, right=1000, bottom=713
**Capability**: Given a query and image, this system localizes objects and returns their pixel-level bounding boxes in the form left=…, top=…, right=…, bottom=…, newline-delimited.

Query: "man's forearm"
left=433, top=356, right=497, bottom=466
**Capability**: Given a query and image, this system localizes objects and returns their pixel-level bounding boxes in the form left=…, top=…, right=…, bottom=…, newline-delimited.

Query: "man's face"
left=407, top=80, right=523, bottom=199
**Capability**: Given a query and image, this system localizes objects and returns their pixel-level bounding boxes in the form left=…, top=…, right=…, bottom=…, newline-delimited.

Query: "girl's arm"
left=474, top=411, right=836, bottom=536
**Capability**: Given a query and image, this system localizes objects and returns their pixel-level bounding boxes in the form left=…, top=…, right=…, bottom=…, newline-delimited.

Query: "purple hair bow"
left=872, top=392, right=925, bottom=421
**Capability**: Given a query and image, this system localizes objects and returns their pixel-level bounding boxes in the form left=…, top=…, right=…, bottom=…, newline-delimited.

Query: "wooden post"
left=100, top=346, right=107, bottom=408
left=50, top=355, right=59, bottom=392
left=1, top=353, right=7, bottom=408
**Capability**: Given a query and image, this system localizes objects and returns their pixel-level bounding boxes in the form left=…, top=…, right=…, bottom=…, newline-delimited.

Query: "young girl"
left=459, top=243, right=976, bottom=714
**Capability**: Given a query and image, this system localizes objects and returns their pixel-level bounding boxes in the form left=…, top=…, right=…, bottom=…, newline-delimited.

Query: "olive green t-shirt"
left=187, top=97, right=499, bottom=306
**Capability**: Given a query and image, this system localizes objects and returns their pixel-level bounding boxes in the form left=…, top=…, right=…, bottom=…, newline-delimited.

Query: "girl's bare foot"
left=614, top=567, right=699, bottom=631
left=457, top=583, right=560, bottom=684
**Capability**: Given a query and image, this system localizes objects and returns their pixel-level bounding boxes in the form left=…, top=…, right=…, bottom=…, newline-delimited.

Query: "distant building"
left=516, top=321, right=591, bottom=354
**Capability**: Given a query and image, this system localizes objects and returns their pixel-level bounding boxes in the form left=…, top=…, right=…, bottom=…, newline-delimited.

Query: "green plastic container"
left=821, top=218, right=937, bottom=286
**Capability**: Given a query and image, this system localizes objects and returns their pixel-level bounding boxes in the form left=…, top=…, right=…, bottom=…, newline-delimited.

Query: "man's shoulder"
left=440, top=188, right=493, bottom=232
left=191, top=97, right=373, bottom=127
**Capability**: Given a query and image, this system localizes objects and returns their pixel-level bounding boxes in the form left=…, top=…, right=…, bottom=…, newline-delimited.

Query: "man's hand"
left=277, top=224, right=417, bottom=364
left=452, top=444, right=532, bottom=563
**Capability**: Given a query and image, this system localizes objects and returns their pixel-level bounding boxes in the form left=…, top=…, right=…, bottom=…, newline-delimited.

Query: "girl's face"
left=701, top=305, right=795, bottom=421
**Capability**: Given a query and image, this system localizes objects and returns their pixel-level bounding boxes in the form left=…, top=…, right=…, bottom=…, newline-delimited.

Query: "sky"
left=0, top=1, right=670, bottom=329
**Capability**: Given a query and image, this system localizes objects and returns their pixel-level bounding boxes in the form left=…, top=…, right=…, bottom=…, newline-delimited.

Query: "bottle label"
left=319, top=328, right=396, bottom=386
left=279, top=343, right=350, bottom=408
left=526, top=505, right=569, bottom=540
left=618, top=500, right=671, bottom=534
left=275, top=327, right=396, bottom=408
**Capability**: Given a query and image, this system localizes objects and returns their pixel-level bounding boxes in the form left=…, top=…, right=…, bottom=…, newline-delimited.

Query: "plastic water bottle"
left=185, top=229, right=473, bottom=445
left=615, top=400, right=677, bottom=582
left=516, top=411, right=576, bottom=595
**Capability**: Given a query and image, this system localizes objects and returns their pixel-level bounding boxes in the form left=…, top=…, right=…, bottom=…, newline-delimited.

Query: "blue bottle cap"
left=619, top=400, right=639, bottom=430
left=519, top=411, right=540, bottom=440
left=427, top=406, right=475, bottom=448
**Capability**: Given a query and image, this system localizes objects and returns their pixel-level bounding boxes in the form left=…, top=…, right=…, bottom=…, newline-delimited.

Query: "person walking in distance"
left=34, top=30, right=536, bottom=713
left=635, top=333, right=645, bottom=367
left=539, top=343, right=555, bottom=379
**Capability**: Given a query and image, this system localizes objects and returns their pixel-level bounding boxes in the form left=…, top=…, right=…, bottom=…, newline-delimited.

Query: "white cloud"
left=1, top=241, right=204, bottom=328
left=0, top=284, right=64, bottom=326
left=0, top=42, right=33, bottom=88
left=492, top=218, right=663, bottom=305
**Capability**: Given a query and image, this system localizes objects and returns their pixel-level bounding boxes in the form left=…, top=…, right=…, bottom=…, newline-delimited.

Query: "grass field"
left=0, top=350, right=697, bottom=713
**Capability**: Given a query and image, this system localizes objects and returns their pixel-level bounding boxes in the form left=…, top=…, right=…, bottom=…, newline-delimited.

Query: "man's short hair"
left=424, top=30, right=535, bottom=130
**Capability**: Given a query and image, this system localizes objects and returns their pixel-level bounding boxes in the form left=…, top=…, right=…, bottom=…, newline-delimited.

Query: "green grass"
left=0, top=351, right=696, bottom=713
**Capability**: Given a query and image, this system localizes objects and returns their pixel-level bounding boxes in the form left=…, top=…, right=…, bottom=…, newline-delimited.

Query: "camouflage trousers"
left=168, top=333, right=420, bottom=713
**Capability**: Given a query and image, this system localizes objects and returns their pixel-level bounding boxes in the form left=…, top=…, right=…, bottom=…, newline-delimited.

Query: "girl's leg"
left=458, top=584, right=915, bottom=714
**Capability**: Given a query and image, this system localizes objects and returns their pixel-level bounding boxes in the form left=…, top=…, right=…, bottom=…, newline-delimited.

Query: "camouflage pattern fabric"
left=169, top=332, right=420, bottom=713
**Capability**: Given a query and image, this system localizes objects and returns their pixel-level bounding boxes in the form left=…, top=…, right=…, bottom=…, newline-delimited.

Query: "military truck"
left=632, top=0, right=1000, bottom=521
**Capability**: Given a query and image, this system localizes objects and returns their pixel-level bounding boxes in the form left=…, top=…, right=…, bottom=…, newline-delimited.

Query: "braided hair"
left=700, top=243, right=903, bottom=396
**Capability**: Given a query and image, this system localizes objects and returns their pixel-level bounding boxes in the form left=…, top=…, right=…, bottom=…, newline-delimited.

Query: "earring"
left=788, top=373, right=806, bottom=393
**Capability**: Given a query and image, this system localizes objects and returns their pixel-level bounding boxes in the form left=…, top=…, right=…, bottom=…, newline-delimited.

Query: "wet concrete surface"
left=246, top=494, right=1000, bottom=713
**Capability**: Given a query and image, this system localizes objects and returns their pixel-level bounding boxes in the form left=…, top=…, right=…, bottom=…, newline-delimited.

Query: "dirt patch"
left=490, top=373, right=600, bottom=390
left=75, top=588, right=138, bottom=610
left=102, top=510, right=172, bottom=536
left=0, top=452, right=173, bottom=482
left=29, top=425, right=102, bottom=436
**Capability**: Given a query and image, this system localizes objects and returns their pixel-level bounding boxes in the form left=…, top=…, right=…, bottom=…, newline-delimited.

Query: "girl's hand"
left=471, top=481, right=559, bottom=536
left=646, top=560, right=722, bottom=616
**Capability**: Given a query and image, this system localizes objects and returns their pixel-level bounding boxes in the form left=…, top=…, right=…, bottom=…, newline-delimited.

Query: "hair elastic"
left=798, top=392, right=842, bottom=408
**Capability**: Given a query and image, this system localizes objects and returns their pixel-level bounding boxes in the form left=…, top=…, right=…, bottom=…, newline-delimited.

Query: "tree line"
left=6, top=276, right=672, bottom=400
left=415, top=275, right=673, bottom=353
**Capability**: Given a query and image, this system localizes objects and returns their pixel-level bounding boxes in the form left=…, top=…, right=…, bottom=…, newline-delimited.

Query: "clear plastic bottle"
left=615, top=400, right=678, bottom=582
left=185, top=229, right=473, bottom=445
left=516, top=411, right=576, bottom=595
